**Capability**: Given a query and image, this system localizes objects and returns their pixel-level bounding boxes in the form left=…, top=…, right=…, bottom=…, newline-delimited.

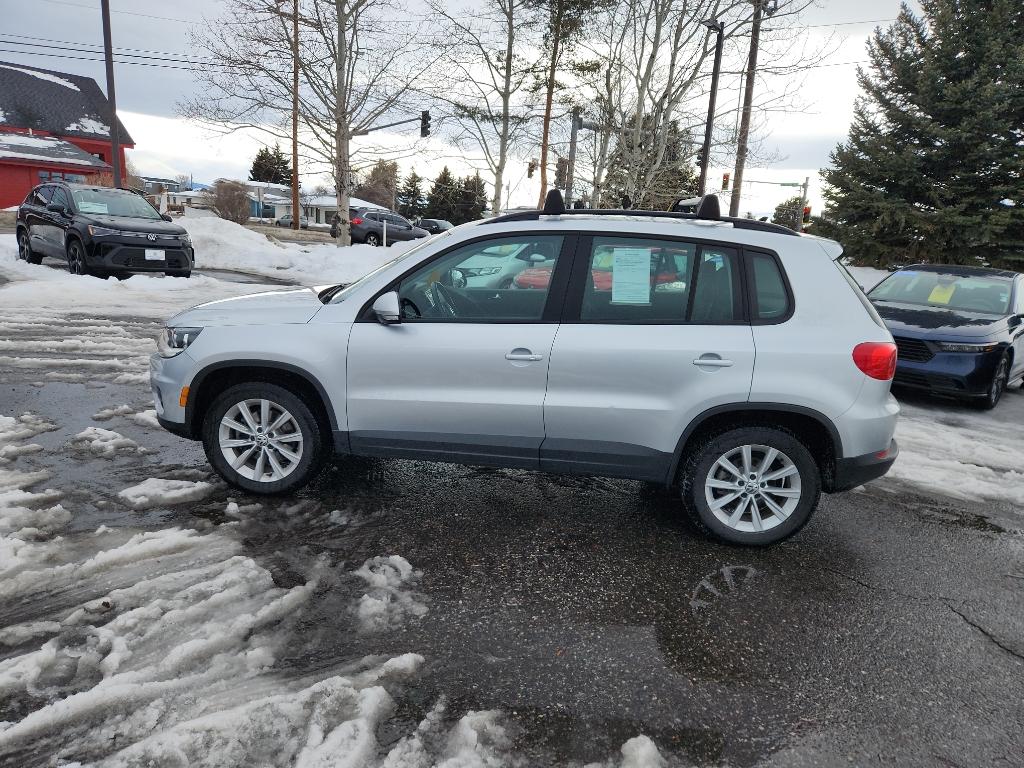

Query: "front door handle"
left=692, top=356, right=734, bottom=368
left=506, top=348, right=543, bottom=362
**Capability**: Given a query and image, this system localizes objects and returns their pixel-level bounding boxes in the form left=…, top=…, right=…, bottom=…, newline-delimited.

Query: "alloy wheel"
left=366, top=233, right=379, bottom=246
left=218, top=398, right=304, bottom=482
left=704, top=444, right=802, bottom=533
left=67, top=243, right=85, bottom=275
left=989, top=357, right=1008, bottom=407
left=17, top=233, right=29, bottom=261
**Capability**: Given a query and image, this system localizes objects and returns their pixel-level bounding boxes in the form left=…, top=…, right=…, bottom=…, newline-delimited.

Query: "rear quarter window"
left=749, top=253, right=791, bottom=321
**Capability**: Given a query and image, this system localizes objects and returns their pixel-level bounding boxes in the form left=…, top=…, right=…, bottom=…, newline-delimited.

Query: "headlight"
left=157, top=326, right=203, bottom=358
left=935, top=341, right=999, bottom=353
left=87, top=225, right=121, bottom=237
left=461, top=267, right=503, bottom=277
left=179, top=232, right=191, bottom=246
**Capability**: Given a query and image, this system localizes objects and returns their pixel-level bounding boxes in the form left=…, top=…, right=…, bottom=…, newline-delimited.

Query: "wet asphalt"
left=3, top=370, right=1023, bottom=768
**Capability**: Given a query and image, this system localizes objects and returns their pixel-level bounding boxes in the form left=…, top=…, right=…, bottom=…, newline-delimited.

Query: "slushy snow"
left=118, top=478, right=215, bottom=509
left=353, top=555, right=429, bottom=632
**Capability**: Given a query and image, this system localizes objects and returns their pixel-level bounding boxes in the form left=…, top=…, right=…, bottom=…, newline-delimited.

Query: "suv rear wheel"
left=680, top=426, right=821, bottom=546
left=202, top=382, right=324, bottom=494
left=17, top=231, right=42, bottom=264
left=364, top=232, right=380, bottom=247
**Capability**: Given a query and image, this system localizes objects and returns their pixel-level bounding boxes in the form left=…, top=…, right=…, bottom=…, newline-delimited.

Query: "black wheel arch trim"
left=665, top=402, right=845, bottom=486
left=184, top=359, right=338, bottom=438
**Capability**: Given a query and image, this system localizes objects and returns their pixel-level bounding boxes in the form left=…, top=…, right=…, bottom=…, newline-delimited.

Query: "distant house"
left=0, top=61, right=134, bottom=208
left=301, top=194, right=385, bottom=224
left=140, top=176, right=183, bottom=194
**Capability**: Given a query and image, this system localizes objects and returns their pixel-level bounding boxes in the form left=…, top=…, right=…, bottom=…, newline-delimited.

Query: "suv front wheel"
left=202, top=382, right=325, bottom=494
left=680, top=427, right=821, bottom=546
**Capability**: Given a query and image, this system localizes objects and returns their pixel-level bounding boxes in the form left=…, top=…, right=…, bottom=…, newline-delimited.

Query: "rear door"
left=47, top=187, right=73, bottom=255
left=26, top=185, right=55, bottom=256
left=346, top=232, right=575, bottom=467
left=541, top=233, right=755, bottom=481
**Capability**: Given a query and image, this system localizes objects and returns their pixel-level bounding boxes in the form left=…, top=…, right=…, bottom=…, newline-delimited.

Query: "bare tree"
left=182, top=0, right=445, bottom=244
left=204, top=180, right=252, bottom=224
left=430, top=0, right=540, bottom=214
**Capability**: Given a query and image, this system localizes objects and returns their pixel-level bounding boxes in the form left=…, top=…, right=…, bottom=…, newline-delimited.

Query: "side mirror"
left=372, top=291, right=401, bottom=324
left=162, top=214, right=172, bottom=222
left=448, top=268, right=467, bottom=289
left=46, top=202, right=67, bottom=215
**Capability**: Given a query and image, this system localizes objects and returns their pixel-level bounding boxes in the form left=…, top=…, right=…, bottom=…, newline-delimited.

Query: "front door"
left=346, top=232, right=574, bottom=468
left=541, top=234, right=756, bottom=481
left=25, top=185, right=56, bottom=256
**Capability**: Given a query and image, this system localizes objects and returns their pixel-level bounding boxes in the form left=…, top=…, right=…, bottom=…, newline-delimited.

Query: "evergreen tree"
left=821, top=1, right=1024, bottom=268
left=396, top=170, right=427, bottom=220
left=456, top=172, right=488, bottom=224
left=425, top=167, right=460, bottom=222
left=354, top=160, right=399, bottom=209
left=249, top=143, right=292, bottom=185
left=771, top=195, right=804, bottom=232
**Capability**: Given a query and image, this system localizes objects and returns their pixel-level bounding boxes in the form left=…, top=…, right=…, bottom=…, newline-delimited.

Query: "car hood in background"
left=168, top=287, right=324, bottom=327
left=871, top=301, right=1007, bottom=340
left=79, top=214, right=187, bottom=235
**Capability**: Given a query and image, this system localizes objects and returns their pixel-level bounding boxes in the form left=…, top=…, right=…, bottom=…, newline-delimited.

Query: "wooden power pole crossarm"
left=729, top=0, right=763, bottom=218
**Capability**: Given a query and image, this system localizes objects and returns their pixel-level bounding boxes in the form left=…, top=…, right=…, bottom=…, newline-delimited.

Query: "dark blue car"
left=867, top=264, right=1024, bottom=409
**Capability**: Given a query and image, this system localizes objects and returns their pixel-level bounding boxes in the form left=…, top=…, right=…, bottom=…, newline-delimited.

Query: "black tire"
left=17, top=230, right=42, bottom=265
left=364, top=232, right=380, bottom=247
left=66, top=238, right=92, bottom=277
left=975, top=353, right=1009, bottom=410
left=679, top=426, right=821, bottom=546
left=202, top=382, right=325, bottom=495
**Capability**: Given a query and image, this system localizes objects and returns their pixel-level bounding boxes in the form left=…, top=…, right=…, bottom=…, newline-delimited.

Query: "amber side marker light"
left=179, top=386, right=190, bottom=407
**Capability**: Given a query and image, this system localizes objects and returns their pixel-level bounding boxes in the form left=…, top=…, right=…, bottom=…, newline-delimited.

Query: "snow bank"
left=353, top=555, right=429, bottom=632
left=118, top=478, right=214, bottom=509
left=180, top=216, right=416, bottom=286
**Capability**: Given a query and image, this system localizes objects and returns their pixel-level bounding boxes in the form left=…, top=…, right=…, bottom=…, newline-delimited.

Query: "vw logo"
left=147, top=233, right=157, bottom=241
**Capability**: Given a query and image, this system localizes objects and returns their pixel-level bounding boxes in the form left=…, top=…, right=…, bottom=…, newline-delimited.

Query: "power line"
left=37, top=0, right=200, bottom=24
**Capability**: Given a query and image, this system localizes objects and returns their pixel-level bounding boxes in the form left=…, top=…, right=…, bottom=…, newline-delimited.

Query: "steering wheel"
left=400, top=296, right=421, bottom=318
left=430, top=281, right=459, bottom=318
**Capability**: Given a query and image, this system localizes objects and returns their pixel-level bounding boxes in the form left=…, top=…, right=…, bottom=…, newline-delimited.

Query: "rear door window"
left=748, top=252, right=791, bottom=321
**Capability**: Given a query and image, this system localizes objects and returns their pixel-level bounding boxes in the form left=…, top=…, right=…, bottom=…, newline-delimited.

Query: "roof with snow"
left=0, top=61, right=134, bottom=144
left=0, top=131, right=110, bottom=169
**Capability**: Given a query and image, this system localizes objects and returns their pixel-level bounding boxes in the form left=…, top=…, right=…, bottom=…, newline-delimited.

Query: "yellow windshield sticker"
left=928, top=284, right=956, bottom=304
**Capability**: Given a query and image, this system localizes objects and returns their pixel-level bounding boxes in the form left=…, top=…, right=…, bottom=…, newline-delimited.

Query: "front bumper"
left=86, top=236, right=194, bottom=273
left=150, top=351, right=196, bottom=437
left=892, top=349, right=1002, bottom=398
left=832, top=439, right=898, bottom=492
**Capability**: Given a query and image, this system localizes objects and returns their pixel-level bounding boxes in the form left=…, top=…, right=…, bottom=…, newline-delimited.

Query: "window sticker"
left=610, top=247, right=653, bottom=305
left=928, top=283, right=956, bottom=304
left=77, top=201, right=109, bottom=214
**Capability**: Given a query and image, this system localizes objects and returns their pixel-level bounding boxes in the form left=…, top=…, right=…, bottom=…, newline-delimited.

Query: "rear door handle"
left=506, top=348, right=543, bottom=361
left=692, top=356, right=734, bottom=368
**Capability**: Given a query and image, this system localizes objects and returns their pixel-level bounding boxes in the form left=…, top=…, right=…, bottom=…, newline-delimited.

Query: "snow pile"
left=70, top=427, right=141, bottom=456
left=353, top=555, right=429, bottom=632
left=118, top=478, right=214, bottom=509
left=93, top=404, right=161, bottom=429
left=93, top=404, right=136, bottom=421
left=0, top=412, right=57, bottom=444
left=181, top=216, right=417, bottom=285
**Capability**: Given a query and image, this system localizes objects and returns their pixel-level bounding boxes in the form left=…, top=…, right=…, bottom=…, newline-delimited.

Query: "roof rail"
left=485, top=190, right=798, bottom=236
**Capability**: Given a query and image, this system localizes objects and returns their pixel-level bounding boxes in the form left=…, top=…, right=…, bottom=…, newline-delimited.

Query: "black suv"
left=349, top=208, right=429, bottom=246
left=16, top=183, right=194, bottom=278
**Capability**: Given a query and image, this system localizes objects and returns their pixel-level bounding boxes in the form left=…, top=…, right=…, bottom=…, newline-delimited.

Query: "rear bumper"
left=832, top=439, right=898, bottom=492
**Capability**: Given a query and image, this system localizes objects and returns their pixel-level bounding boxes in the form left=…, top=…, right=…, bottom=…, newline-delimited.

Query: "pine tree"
left=354, top=160, right=399, bottom=209
left=249, top=143, right=292, bottom=185
left=821, top=1, right=1024, bottom=268
left=771, top=195, right=804, bottom=232
left=425, top=167, right=460, bottom=222
left=456, top=172, right=488, bottom=224
left=396, top=171, right=427, bottom=220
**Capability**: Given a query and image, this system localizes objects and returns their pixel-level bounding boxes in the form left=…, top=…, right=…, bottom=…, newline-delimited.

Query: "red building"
left=0, top=61, right=134, bottom=209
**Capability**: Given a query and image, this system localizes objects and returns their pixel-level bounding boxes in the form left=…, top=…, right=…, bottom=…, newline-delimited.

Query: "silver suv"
left=151, top=193, right=899, bottom=545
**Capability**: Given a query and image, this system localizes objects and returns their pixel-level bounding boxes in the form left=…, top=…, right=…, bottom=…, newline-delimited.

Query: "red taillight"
left=351, top=217, right=363, bottom=225
left=852, top=342, right=897, bottom=380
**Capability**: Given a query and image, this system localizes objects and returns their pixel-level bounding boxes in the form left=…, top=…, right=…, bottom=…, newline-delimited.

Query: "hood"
left=81, top=214, right=186, bottom=235
left=168, top=287, right=324, bottom=327
left=872, top=300, right=1007, bottom=340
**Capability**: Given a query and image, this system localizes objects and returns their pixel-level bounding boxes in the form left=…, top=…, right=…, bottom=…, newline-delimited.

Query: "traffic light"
left=802, top=205, right=811, bottom=224
left=419, top=110, right=431, bottom=138
left=554, top=157, right=568, bottom=189
left=527, top=158, right=538, bottom=178
left=722, top=172, right=730, bottom=191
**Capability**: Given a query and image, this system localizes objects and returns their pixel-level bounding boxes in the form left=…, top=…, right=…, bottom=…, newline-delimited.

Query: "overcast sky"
left=0, top=0, right=918, bottom=215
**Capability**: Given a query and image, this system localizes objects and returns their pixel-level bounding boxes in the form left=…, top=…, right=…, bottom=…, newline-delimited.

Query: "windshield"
left=328, top=232, right=450, bottom=304
left=868, top=270, right=1011, bottom=315
left=71, top=188, right=163, bottom=219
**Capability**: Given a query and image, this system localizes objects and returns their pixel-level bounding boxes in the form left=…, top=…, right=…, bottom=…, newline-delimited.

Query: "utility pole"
left=100, top=0, right=122, bottom=187
left=290, top=0, right=300, bottom=229
left=797, top=175, right=809, bottom=231
left=697, top=19, right=725, bottom=195
left=565, top=108, right=580, bottom=207
left=729, top=0, right=766, bottom=217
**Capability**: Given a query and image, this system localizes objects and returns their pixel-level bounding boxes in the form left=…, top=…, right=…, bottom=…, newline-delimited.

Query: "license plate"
left=144, top=248, right=164, bottom=261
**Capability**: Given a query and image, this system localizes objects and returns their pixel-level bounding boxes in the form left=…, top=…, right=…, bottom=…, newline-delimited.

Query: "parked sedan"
left=867, top=264, right=1024, bottom=408
left=350, top=209, right=429, bottom=246
left=275, top=214, right=309, bottom=229
left=418, top=218, right=454, bottom=235
left=15, top=182, right=193, bottom=278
